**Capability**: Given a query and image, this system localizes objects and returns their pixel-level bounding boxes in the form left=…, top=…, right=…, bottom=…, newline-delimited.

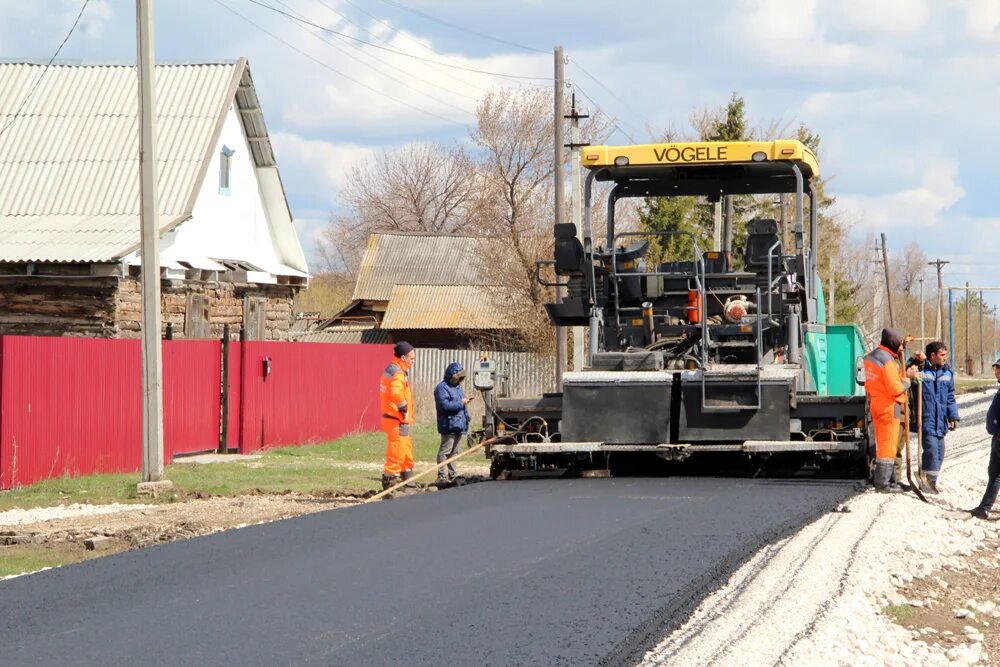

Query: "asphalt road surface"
left=0, top=478, right=857, bottom=666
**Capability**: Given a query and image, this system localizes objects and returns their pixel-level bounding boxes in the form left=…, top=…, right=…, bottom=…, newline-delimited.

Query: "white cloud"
left=721, top=0, right=915, bottom=81
left=961, top=0, right=1000, bottom=42
left=75, top=0, right=113, bottom=38
left=835, top=0, right=930, bottom=35
left=835, top=161, right=965, bottom=231
left=270, top=132, right=377, bottom=196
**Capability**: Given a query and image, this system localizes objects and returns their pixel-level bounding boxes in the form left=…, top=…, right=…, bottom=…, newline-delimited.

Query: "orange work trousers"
left=382, top=417, right=414, bottom=476
left=872, top=413, right=900, bottom=461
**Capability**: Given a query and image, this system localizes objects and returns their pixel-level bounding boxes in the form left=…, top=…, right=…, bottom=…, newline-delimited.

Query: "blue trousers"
left=976, top=435, right=1000, bottom=512
left=921, top=432, right=946, bottom=475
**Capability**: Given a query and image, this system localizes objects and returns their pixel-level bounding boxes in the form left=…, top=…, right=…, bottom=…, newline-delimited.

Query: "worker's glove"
left=949, top=420, right=959, bottom=431
left=397, top=402, right=408, bottom=416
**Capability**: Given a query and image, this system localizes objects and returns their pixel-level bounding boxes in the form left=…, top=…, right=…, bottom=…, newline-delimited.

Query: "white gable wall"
left=154, top=103, right=306, bottom=280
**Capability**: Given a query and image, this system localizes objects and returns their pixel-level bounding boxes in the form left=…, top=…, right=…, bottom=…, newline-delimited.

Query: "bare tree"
left=893, top=241, right=929, bottom=296
left=327, top=142, right=478, bottom=271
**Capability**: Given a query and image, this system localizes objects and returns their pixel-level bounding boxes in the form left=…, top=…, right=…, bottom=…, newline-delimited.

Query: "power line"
left=572, top=83, right=638, bottom=144
left=569, top=58, right=651, bottom=140
left=240, top=0, right=552, bottom=81
left=213, top=0, right=468, bottom=126
left=269, top=0, right=477, bottom=115
left=336, top=0, right=547, bottom=92
left=0, top=0, right=91, bottom=138
left=302, top=0, right=482, bottom=103
left=369, top=0, right=547, bottom=54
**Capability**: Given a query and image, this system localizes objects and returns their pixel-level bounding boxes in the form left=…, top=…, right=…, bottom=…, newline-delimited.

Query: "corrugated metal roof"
left=352, top=233, right=503, bottom=301
left=0, top=60, right=277, bottom=263
left=380, top=284, right=518, bottom=330
left=294, top=327, right=390, bottom=344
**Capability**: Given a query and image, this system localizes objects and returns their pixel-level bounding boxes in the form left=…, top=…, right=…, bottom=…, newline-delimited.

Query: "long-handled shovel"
left=901, top=352, right=928, bottom=503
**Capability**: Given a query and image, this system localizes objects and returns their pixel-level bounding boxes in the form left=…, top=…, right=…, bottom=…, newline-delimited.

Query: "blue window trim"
left=219, top=145, right=235, bottom=195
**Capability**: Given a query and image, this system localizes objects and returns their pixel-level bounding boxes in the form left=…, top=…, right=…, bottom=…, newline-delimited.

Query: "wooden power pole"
left=880, top=233, right=895, bottom=327
left=929, top=259, right=949, bottom=340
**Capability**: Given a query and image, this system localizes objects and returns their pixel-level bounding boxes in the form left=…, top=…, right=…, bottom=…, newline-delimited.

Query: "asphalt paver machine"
left=486, top=140, right=870, bottom=478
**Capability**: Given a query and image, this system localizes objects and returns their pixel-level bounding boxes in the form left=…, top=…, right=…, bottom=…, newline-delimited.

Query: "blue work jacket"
left=914, top=362, right=959, bottom=437
left=435, top=362, right=470, bottom=434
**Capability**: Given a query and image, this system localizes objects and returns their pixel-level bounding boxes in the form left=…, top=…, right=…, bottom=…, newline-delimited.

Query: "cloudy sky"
left=2, top=0, right=999, bottom=299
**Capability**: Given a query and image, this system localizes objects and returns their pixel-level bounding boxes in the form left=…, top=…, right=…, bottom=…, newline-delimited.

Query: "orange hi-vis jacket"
left=380, top=356, right=414, bottom=424
left=864, top=344, right=911, bottom=460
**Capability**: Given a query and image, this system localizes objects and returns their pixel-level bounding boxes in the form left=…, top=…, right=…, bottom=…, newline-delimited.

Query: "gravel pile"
left=641, top=389, right=999, bottom=667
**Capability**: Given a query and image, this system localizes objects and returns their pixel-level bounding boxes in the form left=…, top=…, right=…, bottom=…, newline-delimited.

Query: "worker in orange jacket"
left=380, top=341, right=417, bottom=490
left=863, top=327, right=918, bottom=491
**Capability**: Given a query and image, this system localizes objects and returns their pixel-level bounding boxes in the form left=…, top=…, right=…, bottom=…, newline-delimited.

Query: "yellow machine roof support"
left=581, top=139, right=819, bottom=179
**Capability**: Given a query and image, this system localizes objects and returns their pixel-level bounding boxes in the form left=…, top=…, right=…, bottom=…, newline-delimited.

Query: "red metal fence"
left=238, top=342, right=386, bottom=453
left=163, top=340, right=222, bottom=462
left=0, top=335, right=390, bottom=489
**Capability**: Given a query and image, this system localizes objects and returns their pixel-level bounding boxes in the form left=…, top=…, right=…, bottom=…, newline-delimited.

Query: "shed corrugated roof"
left=294, top=327, right=390, bottom=344
left=380, top=284, right=518, bottom=330
left=0, top=60, right=273, bottom=263
left=352, top=233, right=502, bottom=301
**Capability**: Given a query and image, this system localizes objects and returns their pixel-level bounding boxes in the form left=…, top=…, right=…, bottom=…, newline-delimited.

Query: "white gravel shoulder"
left=0, top=502, right=154, bottom=528
left=641, top=389, right=999, bottom=667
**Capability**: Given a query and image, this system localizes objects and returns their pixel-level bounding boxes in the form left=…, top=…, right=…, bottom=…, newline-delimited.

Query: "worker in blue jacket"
left=970, top=358, right=1000, bottom=519
left=434, top=362, right=474, bottom=488
left=911, top=341, right=960, bottom=493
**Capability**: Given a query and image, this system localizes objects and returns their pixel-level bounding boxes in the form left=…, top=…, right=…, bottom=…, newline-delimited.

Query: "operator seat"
left=553, top=223, right=585, bottom=274
left=743, top=218, right=783, bottom=274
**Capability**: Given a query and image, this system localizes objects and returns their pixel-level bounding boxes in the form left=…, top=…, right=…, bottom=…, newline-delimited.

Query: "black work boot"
left=381, top=474, right=400, bottom=491
left=400, top=469, right=415, bottom=486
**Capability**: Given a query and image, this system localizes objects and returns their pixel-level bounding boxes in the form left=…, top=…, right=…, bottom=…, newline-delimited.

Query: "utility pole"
left=778, top=193, right=788, bottom=249
left=880, top=233, right=895, bottom=327
left=136, top=0, right=164, bottom=483
left=919, top=278, right=925, bottom=340
left=990, top=306, right=997, bottom=364
left=871, top=238, right=882, bottom=336
left=712, top=200, right=722, bottom=251
left=965, top=282, right=972, bottom=375
left=553, top=46, right=566, bottom=391
left=567, top=90, right=588, bottom=372
left=929, top=259, right=949, bottom=339
left=980, top=291, right=985, bottom=375
left=723, top=195, right=734, bottom=266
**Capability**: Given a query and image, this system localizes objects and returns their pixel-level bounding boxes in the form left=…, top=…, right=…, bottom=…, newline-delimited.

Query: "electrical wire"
left=240, top=0, right=552, bottom=81
left=572, top=83, right=638, bottom=144
left=0, top=0, right=91, bottom=138
left=369, top=0, right=548, bottom=54
left=269, top=0, right=477, bottom=115
left=312, top=0, right=495, bottom=95
left=213, top=0, right=469, bottom=126
left=570, top=59, right=651, bottom=141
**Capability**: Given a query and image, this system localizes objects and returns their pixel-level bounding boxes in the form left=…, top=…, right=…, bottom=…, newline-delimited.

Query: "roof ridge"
left=0, top=59, right=239, bottom=67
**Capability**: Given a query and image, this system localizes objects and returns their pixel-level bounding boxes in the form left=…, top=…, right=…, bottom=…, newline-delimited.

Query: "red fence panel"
left=226, top=341, right=242, bottom=451
left=163, top=339, right=222, bottom=462
left=238, top=341, right=390, bottom=453
left=0, top=336, right=142, bottom=489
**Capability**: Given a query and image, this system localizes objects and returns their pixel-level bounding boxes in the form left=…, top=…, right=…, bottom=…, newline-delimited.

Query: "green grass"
left=0, top=544, right=101, bottom=578
left=0, top=424, right=472, bottom=511
left=956, top=378, right=997, bottom=393
left=882, top=603, right=915, bottom=624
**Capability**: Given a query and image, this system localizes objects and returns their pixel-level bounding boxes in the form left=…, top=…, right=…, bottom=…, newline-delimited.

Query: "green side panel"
left=826, top=324, right=866, bottom=397
left=804, top=330, right=828, bottom=395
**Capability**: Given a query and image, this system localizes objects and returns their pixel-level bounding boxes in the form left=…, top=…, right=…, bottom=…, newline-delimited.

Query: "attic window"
left=219, top=145, right=235, bottom=195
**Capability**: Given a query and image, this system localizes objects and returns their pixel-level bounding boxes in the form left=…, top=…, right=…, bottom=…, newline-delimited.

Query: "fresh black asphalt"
left=0, top=478, right=857, bottom=666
